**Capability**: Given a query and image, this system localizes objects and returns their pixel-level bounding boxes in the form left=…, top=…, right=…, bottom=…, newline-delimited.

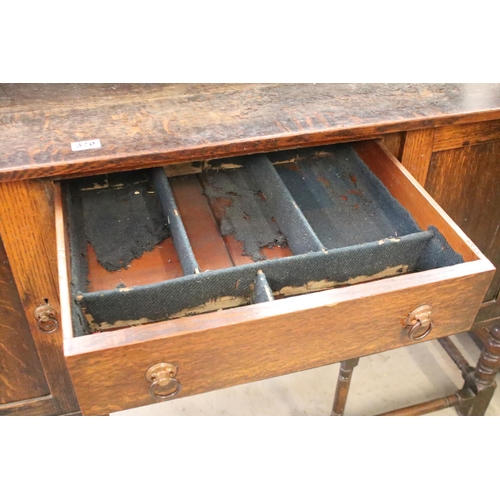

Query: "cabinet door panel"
left=425, top=141, right=500, bottom=303
left=0, top=237, right=49, bottom=404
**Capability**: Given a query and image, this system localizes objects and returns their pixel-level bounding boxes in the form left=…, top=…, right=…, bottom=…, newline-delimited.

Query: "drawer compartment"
left=62, top=143, right=463, bottom=334
left=56, top=141, right=495, bottom=415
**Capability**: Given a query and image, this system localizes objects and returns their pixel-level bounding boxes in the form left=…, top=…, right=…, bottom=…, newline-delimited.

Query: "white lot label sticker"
left=71, top=139, right=102, bottom=152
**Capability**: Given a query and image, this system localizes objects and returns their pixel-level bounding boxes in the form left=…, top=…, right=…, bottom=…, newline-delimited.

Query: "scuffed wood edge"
left=3, top=109, right=500, bottom=183
left=65, top=259, right=494, bottom=357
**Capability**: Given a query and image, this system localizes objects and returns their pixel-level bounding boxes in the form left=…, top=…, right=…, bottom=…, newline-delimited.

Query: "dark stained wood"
left=2, top=84, right=500, bottom=182
left=354, top=141, right=480, bottom=262
left=437, top=336, right=471, bottom=377
left=456, top=324, right=500, bottom=416
left=475, top=304, right=500, bottom=327
left=0, top=237, right=49, bottom=404
left=381, top=132, right=404, bottom=160
left=0, top=84, right=250, bottom=112
left=378, top=393, right=462, bottom=416
left=0, top=395, right=58, bottom=416
left=400, top=129, right=435, bottom=185
left=472, top=326, right=491, bottom=346
left=473, top=324, right=500, bottom=390
left=2, top=85, right=500, bottom=416
left=433, top=120, right=500, bottom=151
left=331, top=358, right=359, bottom=416
left=425, top=141, right=500, bottom=303
left=0, top=179, right=80, bottom=414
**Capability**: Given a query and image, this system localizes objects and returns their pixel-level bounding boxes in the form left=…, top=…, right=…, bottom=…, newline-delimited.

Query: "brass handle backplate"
left=146, top=362, right=182, bottom=401
left=34, top=304, right=59, bottom=333
left=406, top=305, right=433, bottom=341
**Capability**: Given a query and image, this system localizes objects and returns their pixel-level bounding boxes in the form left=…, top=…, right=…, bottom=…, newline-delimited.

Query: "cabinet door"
left=0, top=237, right=49, bottom=405
left=420, top=126, right=500, bottom=325
left=426, top=141, right=500, bottom=301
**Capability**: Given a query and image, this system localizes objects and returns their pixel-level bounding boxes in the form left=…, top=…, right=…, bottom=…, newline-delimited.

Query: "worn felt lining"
left=76, top=171, right=170, bottom=272
left=416, top=227, right=464, bottom=270
left=276, top=144, right=421, bottom=249
left=78, top=231, right=434, bottom=330
left=244, top=154, right=325, bottom=254
left=64, top=146, right=465, bottom=335
left=201, top=168, right=288, bottom=261
left=63, top=183, right=91, bottom=337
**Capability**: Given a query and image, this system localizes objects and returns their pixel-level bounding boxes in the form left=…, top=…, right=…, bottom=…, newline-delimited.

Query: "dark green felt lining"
left=63, top=145, right=464, bottom=335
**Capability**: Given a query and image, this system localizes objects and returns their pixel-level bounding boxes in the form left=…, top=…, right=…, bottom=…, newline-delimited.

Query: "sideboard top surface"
left=1, top=83, right=500, bottom=182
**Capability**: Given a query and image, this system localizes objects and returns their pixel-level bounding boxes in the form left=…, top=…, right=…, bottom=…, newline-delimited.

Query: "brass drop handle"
left=146, top=363, right=182, bottom=401
left=34, top=304, right=59, bottom=333
left=406, top=305, right=433, bottom=341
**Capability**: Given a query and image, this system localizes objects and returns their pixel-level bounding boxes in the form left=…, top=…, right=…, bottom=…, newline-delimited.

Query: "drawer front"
left=56, top=140, right=495, bottom=415
left=64, top=263, right=491, bottom=415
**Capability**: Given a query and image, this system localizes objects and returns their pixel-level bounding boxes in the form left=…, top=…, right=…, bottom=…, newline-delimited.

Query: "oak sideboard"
left=1, top=83, right=499, bottom=416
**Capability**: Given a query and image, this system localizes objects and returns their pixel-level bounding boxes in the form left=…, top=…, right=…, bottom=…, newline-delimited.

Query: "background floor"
left=113, top=332, right=500, bottom=416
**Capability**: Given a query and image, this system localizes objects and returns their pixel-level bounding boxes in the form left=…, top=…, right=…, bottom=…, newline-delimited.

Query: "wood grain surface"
left=476, top=302, right=500, bottom=326
left=0, top=237, right=49, bottom=404
left=1, top=85, right=498, bottom=415
left=2, top=84, right=500, bottom=182
left=56, top=141, right=495, bottom=414
left=380, top=132, right=404, bottom=160
left=0, top=179, right=79, bottom=414
left=425, top=141, right=500, bottom=303
left=400, top=129, right=435, bottom=185
left=378, top=393, right=462, bottom=416
left=65, top=261, right=493, bottom=415
left=0, top=395, right=58, bottom=416
left=433, top=120, right=500, bottom=152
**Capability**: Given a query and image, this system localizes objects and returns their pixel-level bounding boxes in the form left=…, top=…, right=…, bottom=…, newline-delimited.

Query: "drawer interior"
left=61, top=142, right=466, bottom=335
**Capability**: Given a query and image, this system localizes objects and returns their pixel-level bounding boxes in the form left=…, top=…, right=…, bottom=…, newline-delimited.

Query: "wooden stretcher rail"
left=378, top=393, right=463, bottom=416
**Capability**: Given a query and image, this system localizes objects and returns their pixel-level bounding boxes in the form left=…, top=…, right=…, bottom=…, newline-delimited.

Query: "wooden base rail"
left=437, top=337, right=473, bottom=378
left=378, top=393, right=464, bottom=416
left=331, top=324, right=500, bottom=416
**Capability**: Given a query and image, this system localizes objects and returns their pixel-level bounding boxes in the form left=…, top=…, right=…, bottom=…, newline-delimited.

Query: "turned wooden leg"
left=331, top=358, right=359, bottom=416
left=456, top=324, right=500, bottom=416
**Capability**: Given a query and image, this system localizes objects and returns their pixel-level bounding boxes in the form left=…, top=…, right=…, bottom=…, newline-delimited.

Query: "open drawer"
left=55, top=140, right=495, bottom=415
